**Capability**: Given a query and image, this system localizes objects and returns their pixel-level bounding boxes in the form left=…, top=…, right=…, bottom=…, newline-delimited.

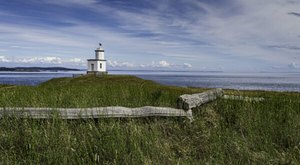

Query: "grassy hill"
left=0, top=75, right=299, bottom=164
left=0, top=75, right=206, bottom=108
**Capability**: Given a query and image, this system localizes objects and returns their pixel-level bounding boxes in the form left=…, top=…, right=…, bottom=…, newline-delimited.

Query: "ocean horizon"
left=0, top=71, right=299, bottom=92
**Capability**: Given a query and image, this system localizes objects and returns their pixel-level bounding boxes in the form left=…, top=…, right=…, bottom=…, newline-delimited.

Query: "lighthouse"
left=87, top=43, right=107, bottom=75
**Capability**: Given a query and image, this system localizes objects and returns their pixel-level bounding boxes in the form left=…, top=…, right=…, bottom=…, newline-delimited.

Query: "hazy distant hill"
left=0, top=67, right=81, bottom=72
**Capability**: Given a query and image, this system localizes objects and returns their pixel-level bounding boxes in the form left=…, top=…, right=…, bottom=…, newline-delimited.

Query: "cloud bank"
left=0, top=55, right=191, bottom=69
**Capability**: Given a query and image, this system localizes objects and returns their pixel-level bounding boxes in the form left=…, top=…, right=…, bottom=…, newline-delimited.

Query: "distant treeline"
left=0, top=67, right=80, bottom=72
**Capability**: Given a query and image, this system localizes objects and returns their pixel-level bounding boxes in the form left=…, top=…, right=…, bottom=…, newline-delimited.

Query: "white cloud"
left=1, top=54, right=192, bottom=70
left=0, top=55, right=87, bottom=67
left=67, top=58, right=85, bottom=66
left=107, top=60, right=135, bottom=68
left=139, top=60, right=192, bottom=69
left=107, top=60, right=192, bottom=69
left=183, top=63, right=192, bottom=68
left=10, top=45, right=35, bottom=49
left=289, top=62, right=299, bottom=69
left=16, top=56, right=62, bottom=64
left=69, top=58, right=84, bottom=63
left=0, top=56, right=10, bottom=62
left=139, top=61, right=170, bottom=68
left=41, top=57, right=62, bottom=64
left=158, top=60, right=170, bottom=68
left=191, top=0, right=300, bottom=63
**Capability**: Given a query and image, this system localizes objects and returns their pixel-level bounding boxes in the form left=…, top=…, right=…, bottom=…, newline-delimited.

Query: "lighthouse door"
left=91, top=64, right=94, bottom=71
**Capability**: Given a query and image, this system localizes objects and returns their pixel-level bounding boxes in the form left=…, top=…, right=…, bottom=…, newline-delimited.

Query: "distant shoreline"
left=0, top=67, right=81, bottom=72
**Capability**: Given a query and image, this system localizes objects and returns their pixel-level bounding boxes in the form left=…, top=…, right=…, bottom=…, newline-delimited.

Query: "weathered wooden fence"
left=0, top=89, right=224, bottom=120
left=177, top=88, right=224, bottom=110
left=223, top=95, right=264, bottom=102
left=0, top=106, right=192, bottom=119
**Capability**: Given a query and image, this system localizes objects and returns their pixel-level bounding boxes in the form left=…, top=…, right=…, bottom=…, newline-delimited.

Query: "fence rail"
left=177, top=88, right=224, bottom=110
left=0, top=89, right=223, bottom=120
left=0, top=106, right=192, bottom=119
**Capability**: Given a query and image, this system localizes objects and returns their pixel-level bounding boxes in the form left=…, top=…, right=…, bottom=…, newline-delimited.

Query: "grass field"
left=0, top=75, right=299, bottom=164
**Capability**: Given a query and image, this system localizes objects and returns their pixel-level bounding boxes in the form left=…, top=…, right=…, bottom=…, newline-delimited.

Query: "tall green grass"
left=0, top=75, right=205, bottom=108
left=0, top=75, right=299, bottom=164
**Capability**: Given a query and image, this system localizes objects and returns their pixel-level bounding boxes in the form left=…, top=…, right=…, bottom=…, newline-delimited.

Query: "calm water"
left=0, top=71, right=299, bottom=92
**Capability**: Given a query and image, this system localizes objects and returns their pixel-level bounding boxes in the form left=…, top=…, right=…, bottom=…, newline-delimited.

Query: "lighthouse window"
left=100, top=63, right=102, bottom=69
left=91, top=64, right=94, bottom=71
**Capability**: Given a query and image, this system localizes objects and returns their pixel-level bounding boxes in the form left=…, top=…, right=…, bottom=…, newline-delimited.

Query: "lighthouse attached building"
left=87, top=45, right=107, bottom=74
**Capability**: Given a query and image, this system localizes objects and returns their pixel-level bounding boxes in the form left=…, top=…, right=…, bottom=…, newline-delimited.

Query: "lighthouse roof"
left=96, top=43, right=104, bottom=51
left=96, top=47, right=104, bottom=51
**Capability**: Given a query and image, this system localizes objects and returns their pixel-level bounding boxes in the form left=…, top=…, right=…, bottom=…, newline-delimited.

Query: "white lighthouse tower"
left=87, top=43, right=107, bottom=75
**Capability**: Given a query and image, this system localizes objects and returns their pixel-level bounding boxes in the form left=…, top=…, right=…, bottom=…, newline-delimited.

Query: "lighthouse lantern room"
left=87, top=43, right=107, bottom=75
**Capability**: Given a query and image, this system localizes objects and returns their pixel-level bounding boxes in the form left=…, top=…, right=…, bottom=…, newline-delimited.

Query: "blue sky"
left=0, top=0, right=300, bottom=72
